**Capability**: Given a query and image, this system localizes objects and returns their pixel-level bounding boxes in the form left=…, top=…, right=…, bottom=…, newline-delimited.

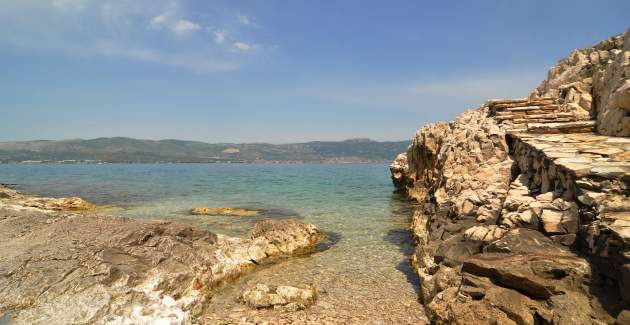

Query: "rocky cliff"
left=0, top=186, right=324, bottom=324
left=392, top=27, right=630, bottom=324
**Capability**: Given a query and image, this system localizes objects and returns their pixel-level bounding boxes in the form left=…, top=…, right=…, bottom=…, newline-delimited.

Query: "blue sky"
left=1, top=0, right=629, bottom=143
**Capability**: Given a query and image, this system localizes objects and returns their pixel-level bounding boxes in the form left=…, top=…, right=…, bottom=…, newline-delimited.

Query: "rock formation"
left=0, top=186, right=324, bottom=324
left=240, top=284, right=318, bottom=311
left=392, top=27, right=630, bottom=324
left=0, top=186, right=94, bottom=210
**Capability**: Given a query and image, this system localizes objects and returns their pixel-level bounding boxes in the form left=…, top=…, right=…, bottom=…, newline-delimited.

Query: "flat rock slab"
left=512, top=132, right=630, bottom=180
left=461, top=252, right=590, bottom=300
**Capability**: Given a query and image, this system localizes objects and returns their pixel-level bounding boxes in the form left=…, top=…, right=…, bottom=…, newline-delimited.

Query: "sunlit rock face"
left=392, top=26, right=630, bottom=324
left=0, top=186, right=94, bottom=211
left=533, top=27, right=630, bottom=137
left=0, top=190, right=324, bottom=325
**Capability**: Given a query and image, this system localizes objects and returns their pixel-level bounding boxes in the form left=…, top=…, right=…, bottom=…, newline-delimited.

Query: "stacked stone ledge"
left=392, top=26, right=630, bottom=324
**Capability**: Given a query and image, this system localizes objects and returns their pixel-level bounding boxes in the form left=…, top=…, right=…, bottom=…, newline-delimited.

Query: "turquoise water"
left=0, top=163, right=425, bottom=322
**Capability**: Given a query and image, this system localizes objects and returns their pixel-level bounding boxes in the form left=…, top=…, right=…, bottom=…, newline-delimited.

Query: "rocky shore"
left=0, top=186, right=324, bottom=324
left=391, top=27, right=630, bottom=324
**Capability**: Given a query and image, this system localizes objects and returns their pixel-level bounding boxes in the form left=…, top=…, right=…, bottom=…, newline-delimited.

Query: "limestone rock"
left=0, top=186, right=95, bottom=211
left=240, top=284, right=317, bottom=311
left=389, top=152, right=409, bottom=191
left=463, top=225, right=507, bottom=244
left=390, top=27, right=630, bottom=324
left=0, top=195, right=324, bottom=324
left=531, top=27, right=630, bottom=137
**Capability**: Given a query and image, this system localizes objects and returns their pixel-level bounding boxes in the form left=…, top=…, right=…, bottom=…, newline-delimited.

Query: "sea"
left=0, top=163, right=425, bottom=322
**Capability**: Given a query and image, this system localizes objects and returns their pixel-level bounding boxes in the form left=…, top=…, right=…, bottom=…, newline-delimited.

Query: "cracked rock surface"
left=0, top=186, right=323, bottom=325
left=392, top=26, right=630, bottom=324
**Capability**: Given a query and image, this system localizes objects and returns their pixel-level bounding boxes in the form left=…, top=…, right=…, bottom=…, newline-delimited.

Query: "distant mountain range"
left=0, top=137, right=409, bottom=163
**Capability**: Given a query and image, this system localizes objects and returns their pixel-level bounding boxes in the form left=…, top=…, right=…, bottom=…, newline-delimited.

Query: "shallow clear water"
left=0, top=163, right=425, bottom=323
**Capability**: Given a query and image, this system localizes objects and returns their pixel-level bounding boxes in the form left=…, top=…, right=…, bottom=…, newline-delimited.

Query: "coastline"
left=0, top=160, right=393, bottom=165
left=0, top=185, right=325, bottom=324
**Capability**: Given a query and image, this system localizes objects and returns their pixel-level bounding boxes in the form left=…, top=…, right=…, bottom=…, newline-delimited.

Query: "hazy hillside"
left=0, top=137, right=409, bottom=163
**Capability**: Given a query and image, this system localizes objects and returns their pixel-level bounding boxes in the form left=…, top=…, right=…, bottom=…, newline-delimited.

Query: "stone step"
left=515, top=117, right=574, bottom=124
left=523, top=113, right=561, bottom=120
left=526, top=121, right=596, bottom=134
left=524, top=109, right=561, bottom=115
left=491, top=100, right=558, bottom=110
left=486, top=98, right=529, bottom=106
left=505, top=105, right=560, bottom=112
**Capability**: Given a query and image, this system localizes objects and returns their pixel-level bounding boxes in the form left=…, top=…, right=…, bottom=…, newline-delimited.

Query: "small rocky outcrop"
left=240, top=284, right=318, bottom=311
left=190, top=207, right=260, bottom=217
left=0, top=187, right=324, bottom=324
left=0, top=186, right=94, bottom=210
left=390, top=152, right=410, bottom=191
left=393, top=27, right=630, bottom=324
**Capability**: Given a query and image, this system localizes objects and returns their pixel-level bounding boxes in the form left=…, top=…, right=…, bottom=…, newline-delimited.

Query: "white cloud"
left=150, top=15, right=202, bottom=34
left=52, top=0, right=87, bottom=12
left=236, top=14, right=250, bottom=25
left=93, top=40, right=238, bottom=72
left=0, top=1, right=265, bottom=72
left=233, top=42, right=251, bottom=51
left=213, top=30, right=226, bottom=44
left=150, top=15, right=167, bottom=30
left=171, top=19, right=201, bottom=34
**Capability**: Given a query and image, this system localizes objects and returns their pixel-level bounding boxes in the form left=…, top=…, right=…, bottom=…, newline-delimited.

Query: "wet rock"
left=190, top=207, right=260, bottom=217
left=240, top=284, right=317, bottom=311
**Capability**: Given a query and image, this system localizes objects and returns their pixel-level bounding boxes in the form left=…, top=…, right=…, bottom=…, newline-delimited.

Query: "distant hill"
left=0, top=137, right=409, bottom=163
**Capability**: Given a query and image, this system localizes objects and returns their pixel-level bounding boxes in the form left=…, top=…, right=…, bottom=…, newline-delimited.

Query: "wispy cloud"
left=52, top=0, right=87, bottom=12
left=150, top=15, right=168, bottom=30
left=171, top=19, right=201, bottom=34
left=236, top=14, right=250, bottom=25
left=213, top=30, right=226, bottom=44
left=0, top=0, right=263, bottom=72
left=150, top=14, right=201, bottom=35
left=233, top=42, right=251, bottom=51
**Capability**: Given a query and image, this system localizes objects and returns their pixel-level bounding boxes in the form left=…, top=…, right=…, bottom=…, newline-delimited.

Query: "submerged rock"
left=190, top=207, right=260, bottom=217
left=240, top=284, right=318, bottom=311
left=0, top=189, right=324, bottom=324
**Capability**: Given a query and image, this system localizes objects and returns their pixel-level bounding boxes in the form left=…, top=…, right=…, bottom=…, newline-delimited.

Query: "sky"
left=0, top=0, right=629, bottom=143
